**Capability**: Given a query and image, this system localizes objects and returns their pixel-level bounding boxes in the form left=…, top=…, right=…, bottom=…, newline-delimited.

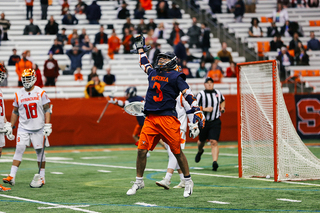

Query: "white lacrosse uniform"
left=165, top=93, right=194, bottom=170
left=0, top=89, right=5, bottom=148
left=13, top=86, right=50, bottom=149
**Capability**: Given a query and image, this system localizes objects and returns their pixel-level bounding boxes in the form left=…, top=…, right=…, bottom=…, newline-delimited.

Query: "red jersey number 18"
left=23, top=103, right=38, bottom=119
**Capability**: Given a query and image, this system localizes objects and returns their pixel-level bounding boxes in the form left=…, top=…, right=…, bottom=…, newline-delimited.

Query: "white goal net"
left=238, top=60, right=320, bottom=181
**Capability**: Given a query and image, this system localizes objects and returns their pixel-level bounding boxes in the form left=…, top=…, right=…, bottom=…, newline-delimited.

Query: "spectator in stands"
left=65, top=46, right=90, bottom=75
left=174, top=35, right=189, bottom=65
left=88, top=66, right=97, bottom=82
left=207, top=62, right=223, bottom=83
left=217, top=42, right=233, bottom=63
left=134, top=2, right=145, bottom=19
left=86, top=0, right=101, bottom=25
left=145, top=29, right=157, bottom=45
left=146, top=19, right=157, bottom=31
left=200, top=23, right=211, bottom=52
left=57, top=28, right=68, bottom=46
left=153, top=22, right=166, bottom=39
left=270, top=35, right=285, bottom=52
left=269, top=3, right=288, bottom=24
left=226, top=0, right=236, bottom=13
left=136, top=19, right=148, bottom=34
left=181, top=60, right=193, bottom=78
left=276, top=46, right=294, bottom=80
left=168, top=22, right=185, bottom=46
left=44, top=52, right=59, bottom=86
left=296, top=48, right=309, bottom=65
left=45, top=16, right=59, bottom=35
left=74, top=67, right=83, bottom=81
left=248, top=18, right=263, bottom=38
left=68, top=29, right=78, bottom=44
left=62, top=12, right=79, bottom=25
left=94, top=25, right=108, bottom=45
left=156, top=0, right=169, bottom=19
left=71, top=33, right=80, bottom=47
left=186, top=45, right=199, bottom=62
left=289, top=32, right=301, bottom=50
left=61, top=0, right=69, bottom=15
left=8, top=48, right=21, bottom=66
left=214, top=56, right=224, bottom=74
left=103, top=66, right=116, bottom=85
left=307, top=31, right=320, bottom=51
left=291, top=0, right=307, bottom=8
left=148, top=42, right=161, bottom=67
left=79, top=28, right=87, bottom=44
left=16, top=51, right=33, bottom=86
left=267, top=22, right=280, bottom=37
left=107, top=29, right=121, bottom=59
left=294, top=41, right=306, bottom=58
left=308, top=0, right=319, bottom=7
left=85, top=74, right=106, bottom=98
left=80, top=35, right=93, bottom=52
left=196, top=61, right=208, bottom=78
left=0, top=13, right=11, bottom=41
left=122, top=18, right=135, bottom=35
left=201, top=51, right=214, bottom=63
left=49, top=39, right=64, bottom=55
left=233, top=0, right=245, bottom=23
left=118, top=1, right=131, bottom=19
left=187, top=17, right=201, bottom=48
left=75, top=0, right=87, bottom=14
left=280, top=20, right=291, bottom=37
left=168, top=2, right=182, bottom=19
left=33, top=64, right=43, bottom=88
left=226, top=62, right=237, bottom=77
left=26, top=0, right=34, bottom=20
left=91, top=45, right=104, bottom=69
left=209, top=0, right=222, bottom=14
left=41, top=0, right=48, bottom=20
left=26, top=50, right=33, bottom=63
left=23, top=18, right=41, bottom=35
left=122, top=28, right=134, bottom=54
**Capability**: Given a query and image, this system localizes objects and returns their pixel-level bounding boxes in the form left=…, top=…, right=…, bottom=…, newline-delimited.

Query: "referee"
left=195, top=77, right=225, bottom=171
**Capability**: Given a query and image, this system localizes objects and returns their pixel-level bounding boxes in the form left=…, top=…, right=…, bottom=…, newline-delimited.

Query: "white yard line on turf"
left=277, top=198, right=301, bottom=202
left=20, top=158, right=320, bottom=186
left=135, top=202, right=157, bottom=207
left=0, top=211, right=6, bottom=213
left=0, top=195, right=99, bottom=213
left=208, top=201, right=230, bottom=204
left=38, top=205, right=90, bottom=209
left=153, top=150, right=238, bottom=157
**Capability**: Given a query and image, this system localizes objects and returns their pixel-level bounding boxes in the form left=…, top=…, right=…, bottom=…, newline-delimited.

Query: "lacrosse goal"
left=237, top=60, right=320, bottom=182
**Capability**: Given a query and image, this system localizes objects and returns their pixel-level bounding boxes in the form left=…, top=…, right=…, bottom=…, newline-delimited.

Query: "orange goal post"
left=236, top=60, right=320, bottom=182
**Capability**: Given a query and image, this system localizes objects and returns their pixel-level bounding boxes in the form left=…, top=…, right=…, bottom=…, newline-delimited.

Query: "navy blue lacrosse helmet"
left=125, top=86, right=137, bottom=98
left=154, top=52, right=178, bottom=71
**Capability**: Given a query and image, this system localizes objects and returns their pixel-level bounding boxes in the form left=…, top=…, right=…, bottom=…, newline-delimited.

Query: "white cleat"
left=155, top=178, right=170, bottom=190
left=126, top=180, right=144, bottom=196
left=173, top=179, right=185, bottom=189
left=183, top=180, right=194, bottom=198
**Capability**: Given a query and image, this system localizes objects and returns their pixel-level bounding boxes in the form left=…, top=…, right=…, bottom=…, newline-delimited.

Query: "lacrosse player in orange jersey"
left=0, top=63, right=15, bottom=192
left=3, top=69, right=52, bottom=188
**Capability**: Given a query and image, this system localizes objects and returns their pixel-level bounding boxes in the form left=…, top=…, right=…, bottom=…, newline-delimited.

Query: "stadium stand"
left=0, top=0, right=247, bottom=99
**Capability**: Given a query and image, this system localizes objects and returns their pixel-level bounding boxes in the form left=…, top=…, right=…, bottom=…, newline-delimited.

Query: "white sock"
left=10, top=165, right=18, bottom=178
left=179, top=173, right=184, bottom=181
left=136, top=177, right=143, bottom=182
left=165, top=172, right=172, bottom=181
left=40, top=168, right=45, bottom=178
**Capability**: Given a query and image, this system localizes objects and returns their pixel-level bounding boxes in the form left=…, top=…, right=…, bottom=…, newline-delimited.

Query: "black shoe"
left=212, top=161, right=219, bottom=171
left=195, top=149, right=204, bottom=163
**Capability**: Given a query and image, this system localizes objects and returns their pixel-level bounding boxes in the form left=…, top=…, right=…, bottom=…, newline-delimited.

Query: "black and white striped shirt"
left=196, top=89, right=225, bottom=121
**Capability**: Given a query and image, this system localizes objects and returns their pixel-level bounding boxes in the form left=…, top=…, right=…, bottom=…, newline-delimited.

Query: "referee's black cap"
left=204, top=77, right=214, bottom=83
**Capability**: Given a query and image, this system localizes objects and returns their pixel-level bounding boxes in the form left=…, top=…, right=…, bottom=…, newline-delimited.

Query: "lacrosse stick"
left=123, top=101, right=145, bottom=117
left=97, top=86, right=117, bottom=123
left=30, top=135, right=47, bottom=188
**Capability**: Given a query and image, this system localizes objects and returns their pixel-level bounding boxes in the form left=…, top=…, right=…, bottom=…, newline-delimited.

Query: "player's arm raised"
left=134, top=35, right=152, bottom=74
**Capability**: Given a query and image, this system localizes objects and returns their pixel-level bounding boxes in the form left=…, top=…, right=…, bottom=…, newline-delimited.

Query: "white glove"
left=4, top=122, right=15, bottom=141
left=43, top=123, right=52, bottom=137
left=188, top=123, right=200, bottom=139
left=109, top=97, right=118, bottom=104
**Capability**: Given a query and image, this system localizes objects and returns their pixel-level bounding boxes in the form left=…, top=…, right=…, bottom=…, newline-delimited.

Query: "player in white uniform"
left=156, top=92, right=199, bottom=189
left=3, top=69, right=52, bottom=188
left=0, top=63, right=15, bottom=192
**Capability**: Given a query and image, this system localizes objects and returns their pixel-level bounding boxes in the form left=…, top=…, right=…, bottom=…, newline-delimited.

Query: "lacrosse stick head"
left=30, top=174, right=44, bottom=188
left=124, top=101, right=145, bottom=116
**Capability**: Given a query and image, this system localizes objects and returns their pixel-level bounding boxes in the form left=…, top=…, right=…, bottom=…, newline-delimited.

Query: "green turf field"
left=1, top=141, right=320, bottom=213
